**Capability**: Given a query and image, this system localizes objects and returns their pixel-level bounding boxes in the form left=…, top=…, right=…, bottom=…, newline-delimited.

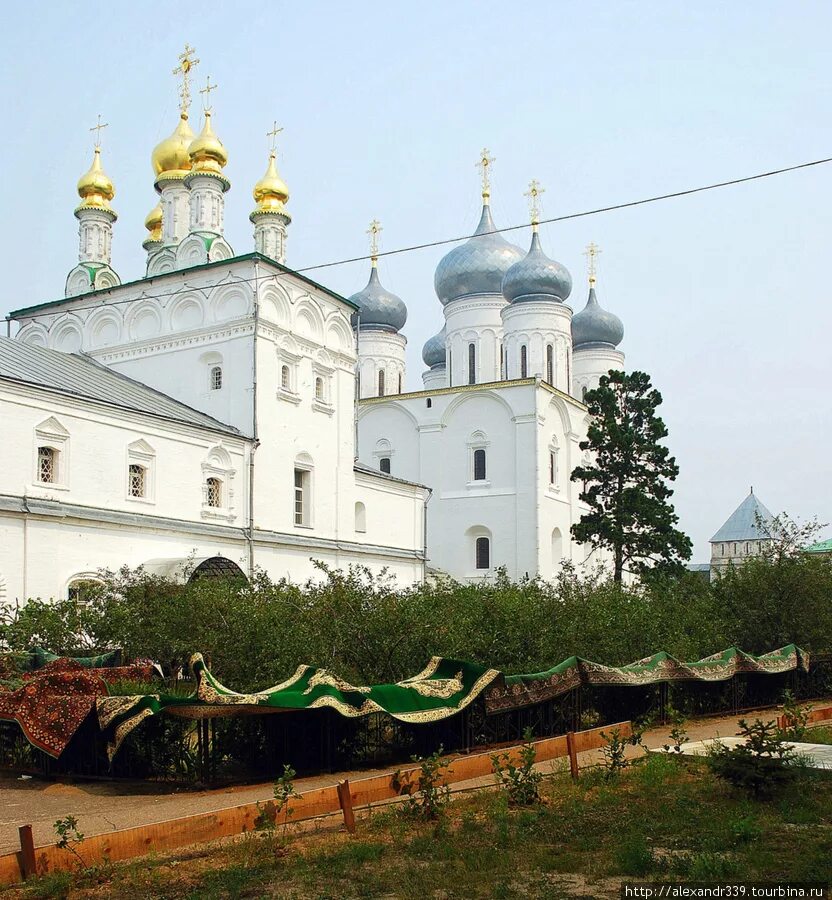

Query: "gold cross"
left=367, top=219, right=382, bottom=261
left=172, top=43, right=200, bottom=116
left=89, top=114, right=108, bottom=150
left=199, top=76, right=218, bottom=112
left=524, top=179, right=545, bottom=226
left=476, top=147, right=495, bottom=200
left=584, top=242, right=602, bottom=284
left=267, top=121, right=284, bottom=153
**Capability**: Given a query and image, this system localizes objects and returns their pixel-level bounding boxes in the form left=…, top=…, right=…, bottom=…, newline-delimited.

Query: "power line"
left=8, top=154, right=831, bottom=322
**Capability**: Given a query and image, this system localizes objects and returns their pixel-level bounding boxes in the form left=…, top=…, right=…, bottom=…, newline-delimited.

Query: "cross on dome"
left=367, top=219, right=382, bottom=264
left=476, top=148, right=495, bottom=202
left=524, top=179, right=544, bottom=229
left=267, top=121, right=284, bottom=153
left=89, top=114, right=108, bottom=150
left=172, top=43, right=200, bottom=117
left=199, top=76, right=218, bottom=113
left=584, top=241, right=601, bottom=285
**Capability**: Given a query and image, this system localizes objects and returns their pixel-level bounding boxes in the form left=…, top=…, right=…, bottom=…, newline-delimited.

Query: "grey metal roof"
left=0, top=338, right=242, bottom=437
left=502, top=231, right=572, bottom=304
left=349, top=265, right=408, bottom=332
left=572, top=286, right=624, bottom=349
left=710, top=492, right=775, bottom=543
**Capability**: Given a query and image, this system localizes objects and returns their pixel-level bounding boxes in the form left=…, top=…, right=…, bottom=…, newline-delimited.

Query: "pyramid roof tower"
left=710, top=491, right=775, bottom=543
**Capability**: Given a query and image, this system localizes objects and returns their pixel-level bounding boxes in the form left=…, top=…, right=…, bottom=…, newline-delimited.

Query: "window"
left=475, top=537, right=490, bottom=570
left=281, top=365, right=291, bottom=390
left=468, top=342, right=476, bottom=385
left=38, top=446, right=56, bottom=483
left=355, top=501, right=367, bottom=533
left=549, top=451, right=557, bottom=486
left=520, top=345, right=528, bottom=378
left=398, top=373, right=403, bottom=394
left=378, top=369, right=385, bottom=397
left=581, top=385, right=588, bottom=402
left=67, top=578, right=101, bottom=604
left=315, top=377, right=324, bottom=401
left=206, top=477, right=222, bottom=508
left=128, top=464, right=146, bottom=498
left=500, top=344, right=504, bottom=379
left=473, top=448, right=486, bottom=481
left=294, top=468, right=311, bottom=525
left=546, top=344, right=553, bottom=385
left=209, top=365, right=223, bottom=391
left=379, top=457, right=391, bottom=474
left=448, top=349, right=452, bottom=387
left=426, top=398, right=432, bottom=408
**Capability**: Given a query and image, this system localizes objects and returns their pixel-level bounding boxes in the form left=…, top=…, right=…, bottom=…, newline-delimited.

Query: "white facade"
left=357, top=329, right=407, bottom=399
left=357, top=379, right=607, bottom=581
left=3, top=254, right=429, bottom=603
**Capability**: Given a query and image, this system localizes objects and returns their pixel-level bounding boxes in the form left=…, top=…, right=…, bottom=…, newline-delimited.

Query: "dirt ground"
left=1, top=699, right=827, bottom=857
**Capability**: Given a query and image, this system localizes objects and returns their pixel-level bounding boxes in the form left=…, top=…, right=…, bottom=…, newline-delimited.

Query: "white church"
left=0, top=48, right=629, bottom=603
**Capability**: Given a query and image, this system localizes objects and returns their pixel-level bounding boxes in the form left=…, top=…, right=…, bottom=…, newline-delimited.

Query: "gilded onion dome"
left=76, top=147, right=115, bottom=214
left=502, top=231, right=572, bottom=304
left=142, top=202, right=163, bottom=248
left=152, top=114, right=195, bottom=183
left=188, top=110, right=229, bottom=185
left=422, top=325, right=447, bottom=368
left=349, top=264, right=407, bottom=332
left=572, top=285, right=624, bottom=348
left=434, top=204, right=525, bottom=305
left=251, top=151, right=290, bottom=218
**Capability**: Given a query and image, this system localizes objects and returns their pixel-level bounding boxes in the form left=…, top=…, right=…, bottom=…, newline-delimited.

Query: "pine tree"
left=571, top=370, right=691, bottom=582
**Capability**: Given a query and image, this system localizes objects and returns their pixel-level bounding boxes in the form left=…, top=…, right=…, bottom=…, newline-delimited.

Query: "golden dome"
left=144, top=202, right=163, bottom=240
left=151, top=114, right=195, bottom=181
left=252, top=151, right=289, bottom=212
left=188, top=110, right=228, bottom=176
left=76, top=147, right=115, bottom=210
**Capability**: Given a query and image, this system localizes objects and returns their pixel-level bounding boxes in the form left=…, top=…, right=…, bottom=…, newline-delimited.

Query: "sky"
left=1, top=1, right=830, bottom=561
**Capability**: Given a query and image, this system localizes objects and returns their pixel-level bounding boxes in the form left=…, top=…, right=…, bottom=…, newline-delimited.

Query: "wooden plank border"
left=0, top=721, right=629, bottom=886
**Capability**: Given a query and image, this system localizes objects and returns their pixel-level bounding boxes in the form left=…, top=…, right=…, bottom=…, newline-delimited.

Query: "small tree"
left=571, top=370, right=692, bottom=582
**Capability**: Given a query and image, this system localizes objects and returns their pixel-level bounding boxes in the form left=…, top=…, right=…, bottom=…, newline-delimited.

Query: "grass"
left=9, top=755, right=831, bottom=900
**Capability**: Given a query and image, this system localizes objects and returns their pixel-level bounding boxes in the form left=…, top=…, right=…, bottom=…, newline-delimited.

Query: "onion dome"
left=434, top=204, right=525, bottom=305
left=188, top=110, right=229, bottom=184
left=152, top=114, right=195, bottom=184
left=502, top=231, right=572, bottom=304
left=251, top=151, right=290, bottom=218
left=572, top=285, right=624, bottom=349
left=76, top=147, right=115, bottom=214
left=422, top=325, right=447, bottom=368
left=142, top=202, right=163, bottom=249
left=349, top=264, right=407, bottom=332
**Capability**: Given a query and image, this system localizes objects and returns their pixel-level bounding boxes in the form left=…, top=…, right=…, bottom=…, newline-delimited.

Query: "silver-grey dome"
left=422, top=325, right=446, bottom=368
left=572, top=287, right=624, bottom=348
left=434, top=204, right=525, bottom=305
left=502, top=231, right=572, bottom=304
left=349, top=265, right=407, bottom=332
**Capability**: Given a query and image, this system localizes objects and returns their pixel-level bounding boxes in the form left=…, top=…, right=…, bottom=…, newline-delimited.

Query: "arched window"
left=315, top=376, right=324, bottom=401
left=500, top=344, right=504, bottom=380
left=468, top=343, right=476, bottom=385
left=378, top=369, right=385, bottom=397
left=447, top=349, right=453, bottom=387
left=426, top=398, right=432, bottom=408
left=398, top=373, right=403, bottom=394
left=37, top=446, right=57, bottom=483
left=549, top=451, right=557, bottom=486
left=281, top=365, right=291, bottom=390
left=128, top=463, right=146, bottom=498
left=209, top=365, right=223, bottom=391
left=581, top=385, right=588, bottom=402
left=206, top=477, right=222, bottom=508
left=520, top=345, right=528, bottom=378
left=379, top=457, right=391, bottom=474
left=67, top=577, right=102, bottom=604
left=473, top=448, right=486, bottom=481
left=355, top=501, right=367, bottom=533
left=475, top=537, right=490, bottom=570
left=552, top=528, right=563, bottom=563
left=546, top=344, right=554, bottom=385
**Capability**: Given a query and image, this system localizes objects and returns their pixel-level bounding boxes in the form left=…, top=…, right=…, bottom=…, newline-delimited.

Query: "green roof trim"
left=806, top=539, right=832, bottom=554
left=8, top=252, right=357, bottom=319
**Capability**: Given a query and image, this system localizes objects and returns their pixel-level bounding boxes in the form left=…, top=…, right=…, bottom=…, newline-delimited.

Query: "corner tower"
left=65, top=117, right=121, bottom=297
left=571, top=243, right=625, bottom=401
left=350, top=220, right=408, bottom=398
